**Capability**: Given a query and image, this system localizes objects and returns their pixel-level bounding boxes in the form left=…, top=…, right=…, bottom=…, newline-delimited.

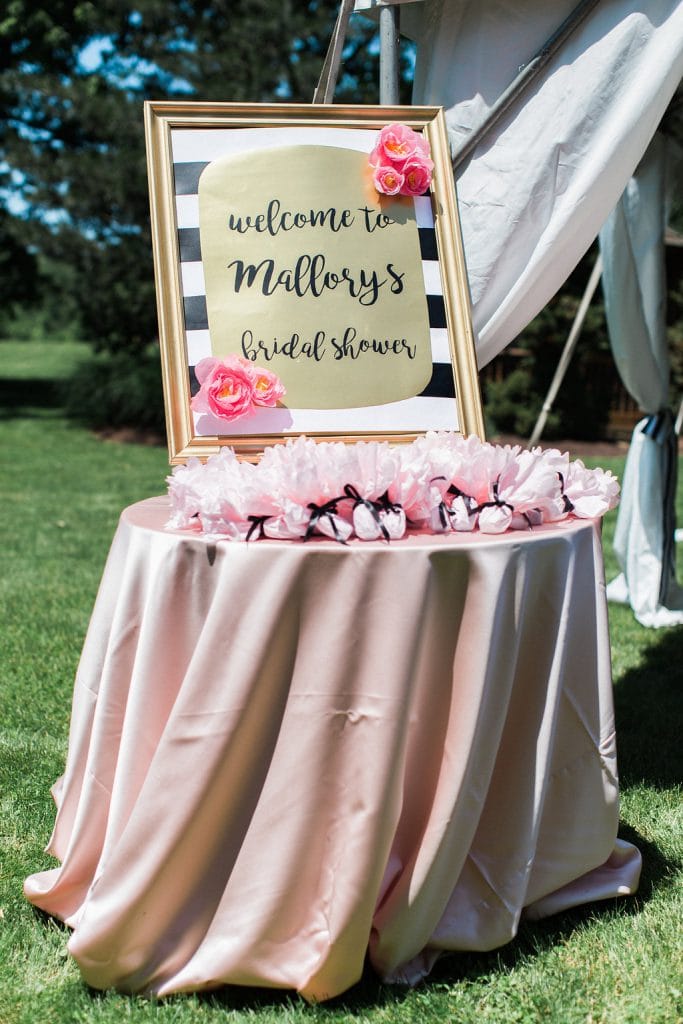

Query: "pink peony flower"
left=252, top=366, right=286, bottom=407
left=413, top=133, right=432, bottom=160
left=400, top=157, right=434, bottom=197
left=368, top=143, right=384, bottom=169
left=191, top=356, right=256, bottom=422
left=375, top=123, right=423, bottom=166
left=370, top=123, right=434, bottom=197
left=372, top=162, right=404, bottom=196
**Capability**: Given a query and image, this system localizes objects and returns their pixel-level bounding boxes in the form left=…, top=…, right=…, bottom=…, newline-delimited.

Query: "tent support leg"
left=313, top=0, right=355, bottom=104
left=528, top=253, right=603, bottom=447
left=675, top=397, right=683, bottom=436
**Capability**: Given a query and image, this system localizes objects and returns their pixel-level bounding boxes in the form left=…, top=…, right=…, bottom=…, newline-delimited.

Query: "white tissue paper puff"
left=166, top=434, right=620, bottom=543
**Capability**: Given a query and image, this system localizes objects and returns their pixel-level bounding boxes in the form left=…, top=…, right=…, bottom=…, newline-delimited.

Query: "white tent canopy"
left=354, top=0, right=683, bottom=626
left=357, top=0, right=683, bottom=363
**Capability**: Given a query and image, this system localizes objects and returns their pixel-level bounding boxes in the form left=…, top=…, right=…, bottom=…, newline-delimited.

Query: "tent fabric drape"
left=356, top=0, right=683, bottom=367
left=599, top=133, right=683, bottom=627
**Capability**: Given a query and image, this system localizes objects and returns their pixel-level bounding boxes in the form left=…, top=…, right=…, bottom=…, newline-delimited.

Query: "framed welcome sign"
left=144, top=102, right=484, bottom=462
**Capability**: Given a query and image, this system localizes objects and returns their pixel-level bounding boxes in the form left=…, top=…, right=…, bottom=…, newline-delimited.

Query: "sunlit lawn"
left=1, top=339, right=681, bottom=1023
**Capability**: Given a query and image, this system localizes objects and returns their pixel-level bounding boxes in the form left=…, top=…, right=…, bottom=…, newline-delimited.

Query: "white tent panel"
left=357, top=0, right=683, bottom=367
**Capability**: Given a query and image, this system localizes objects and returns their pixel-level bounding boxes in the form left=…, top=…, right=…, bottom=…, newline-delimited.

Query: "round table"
left=25, top=496, right=641, bottom=1001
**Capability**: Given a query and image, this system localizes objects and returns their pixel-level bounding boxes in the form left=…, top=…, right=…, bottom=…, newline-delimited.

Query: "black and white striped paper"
left=171, top=127, right=458, bottom=435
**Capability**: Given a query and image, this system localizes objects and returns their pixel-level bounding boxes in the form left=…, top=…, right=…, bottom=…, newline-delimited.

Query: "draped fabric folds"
left=599, top=133, right=683, bottom=627
left=25, top=499, right=641, bottom=999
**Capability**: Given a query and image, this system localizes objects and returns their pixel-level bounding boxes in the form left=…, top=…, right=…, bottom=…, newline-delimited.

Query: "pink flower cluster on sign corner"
left=191, top=355, right=286, bottom=423
left=369, top=123, right=434, bottom=197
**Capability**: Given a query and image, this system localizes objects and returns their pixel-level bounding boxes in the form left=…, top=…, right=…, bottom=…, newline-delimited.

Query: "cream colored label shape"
left=198, top=145, right=433, bottom=409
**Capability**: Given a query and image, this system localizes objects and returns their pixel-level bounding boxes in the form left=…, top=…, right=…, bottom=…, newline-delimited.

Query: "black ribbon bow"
left=343, top=484, right=390, bottom=541
left=304, top=497, right=347, bottom=543
left=475, top=476, right=514, bottom=515
left=557, top=472, right=574, bottom=514
left=246, top=515, right=271, bottom=541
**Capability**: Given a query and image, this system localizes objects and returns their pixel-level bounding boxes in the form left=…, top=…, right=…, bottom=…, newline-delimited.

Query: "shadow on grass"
left=31, top=831, right=676, bottom=1022
left=165, top=964, right=404, bottom=1015
left=612, top=626, right=683, bottom=789
left=0, top=378, right=64, bottom=416
left=28, top=829, right=679, bottom=1015
left=0, top=369, right=165, bottom=441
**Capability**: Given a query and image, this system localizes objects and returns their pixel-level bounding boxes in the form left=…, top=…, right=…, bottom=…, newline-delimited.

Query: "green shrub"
left=485, top=242, right=683, bottom=441
left=484, top=366, right=555, bottom=437
left=62, top=345, right=165, bottom=433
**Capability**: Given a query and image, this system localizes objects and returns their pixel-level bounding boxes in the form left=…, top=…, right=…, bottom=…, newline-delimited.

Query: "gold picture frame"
left=144, top=101, right=484, bottom=463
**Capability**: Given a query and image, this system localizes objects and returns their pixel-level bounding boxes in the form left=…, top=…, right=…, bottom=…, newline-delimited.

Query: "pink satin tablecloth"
left=25, top=496, right=641, bottom=1001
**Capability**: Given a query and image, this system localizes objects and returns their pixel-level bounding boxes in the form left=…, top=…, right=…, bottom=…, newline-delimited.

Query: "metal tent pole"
left=528, top=254, right=603, bottom=447
left=452, top=0, right=600, bottom=172
left=314, top=0, right=401, bottom=105
left=379, top=4, right=401, bottom=105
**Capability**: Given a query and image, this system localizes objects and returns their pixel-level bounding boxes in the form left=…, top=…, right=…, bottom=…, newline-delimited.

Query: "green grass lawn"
left=1, top=340, right=681, bottom=1024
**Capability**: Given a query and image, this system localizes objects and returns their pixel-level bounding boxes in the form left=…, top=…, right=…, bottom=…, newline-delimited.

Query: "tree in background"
left=0, top=1, right=412, bottom=352
left=6, top=4, right=673, bottom=439
left=0, top=207, right=36, bottom=312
